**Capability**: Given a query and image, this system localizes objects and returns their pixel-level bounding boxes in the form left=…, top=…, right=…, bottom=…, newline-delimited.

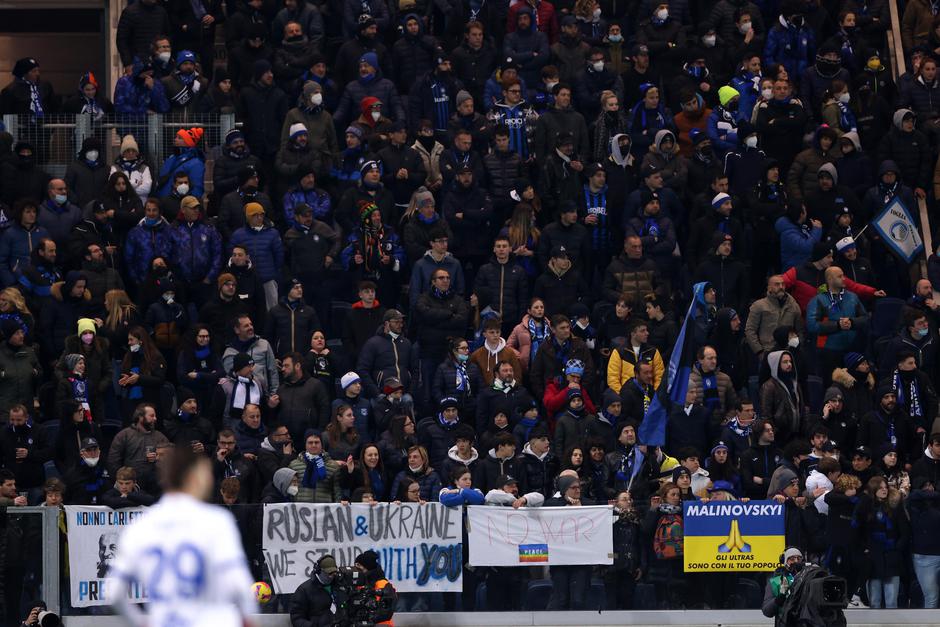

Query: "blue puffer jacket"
left=114, top=59, right=170, bottom=114
left=124, top=217, right=174, bottom=284
left=0, top=223, right=50, bottom=287
left=282, top=187, right=333, bottom=227
left=229, top=225, right=284, bottom=283
left=157, top=148, right=205, bottom=199
left=774, top=216, right=821, bottom=271
left=730, top=71, right=761, bottom=121
left=764, top=20, right=815, bottom=81
left=168, top=219, right=223, bottom=283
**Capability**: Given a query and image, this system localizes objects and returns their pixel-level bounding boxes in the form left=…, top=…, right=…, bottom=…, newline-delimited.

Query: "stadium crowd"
left=4, top=0, right=940, bottom=618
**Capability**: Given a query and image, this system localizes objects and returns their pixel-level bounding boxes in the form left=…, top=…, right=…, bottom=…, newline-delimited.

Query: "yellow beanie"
left=77, top=318, right=96, bottom=336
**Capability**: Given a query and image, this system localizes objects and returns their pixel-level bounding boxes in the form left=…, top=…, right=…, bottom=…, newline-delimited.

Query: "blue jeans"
left=867, top=576, right=900, bottom=608
left=913, top=554, right=940, bottom=608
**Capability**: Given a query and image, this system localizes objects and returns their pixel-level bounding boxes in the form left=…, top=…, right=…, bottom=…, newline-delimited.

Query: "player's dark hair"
left=160, top=446, right=208, bottom=491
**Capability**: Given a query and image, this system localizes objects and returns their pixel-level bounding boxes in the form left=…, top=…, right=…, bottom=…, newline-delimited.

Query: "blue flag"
left=638, top=282, right=709, bottom=446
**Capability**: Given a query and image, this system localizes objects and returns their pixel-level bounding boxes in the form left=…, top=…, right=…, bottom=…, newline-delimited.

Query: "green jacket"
left=289, top=451, right=342, bottom=503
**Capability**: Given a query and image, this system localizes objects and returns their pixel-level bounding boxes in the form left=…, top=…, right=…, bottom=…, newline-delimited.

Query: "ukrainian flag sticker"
left=683, top=501, right=785, bottom=572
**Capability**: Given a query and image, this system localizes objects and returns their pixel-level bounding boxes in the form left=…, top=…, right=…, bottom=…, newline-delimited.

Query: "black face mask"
left=17, top=155, right=34, bottom=168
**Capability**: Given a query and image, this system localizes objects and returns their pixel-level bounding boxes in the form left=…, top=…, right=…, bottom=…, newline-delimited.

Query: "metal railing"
left=1, top=113, right=237, bottom=179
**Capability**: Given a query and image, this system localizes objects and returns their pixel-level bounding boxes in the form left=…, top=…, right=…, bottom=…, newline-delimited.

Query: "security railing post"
left=149, top=113, right=164, bottom=171
left=42, top=507, right=61, bottom=614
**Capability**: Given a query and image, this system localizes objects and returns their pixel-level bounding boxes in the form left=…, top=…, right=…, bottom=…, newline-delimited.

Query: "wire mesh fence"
left=1, top=113, right=236, bottom=179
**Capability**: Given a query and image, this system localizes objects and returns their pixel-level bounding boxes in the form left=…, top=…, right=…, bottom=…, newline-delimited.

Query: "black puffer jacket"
left=115, top=0, right=172, bottom=67
left=877, top=110, right=932, bottom=191
left=483, top=149, right=522, bottom=204
left=263, top=299, right=321, bottom=356
left=413, top=289, right=470, bottom=360
left=289, top=577, right=336, bottom=627
left=473, top=257, right=528, bottom=325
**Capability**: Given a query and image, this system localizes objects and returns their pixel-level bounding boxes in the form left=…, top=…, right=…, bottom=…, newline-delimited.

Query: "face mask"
left=655, top=8, right=668, bottom=20
left=788, top=336, right=800, bottom=348
left=311, top=92, right=323, bottom=106
left=81, top=333, right=95, bottom=345
left=867, top=58, right=882, bottom=71
left=703, top=35, right=717, bottom=47
left=592, top=60, right=605, bottom=72
left=545, top=81, right=558, bottom=91
left=251, top=225, right=264, bottom=232
left=761, top=88, right=773, bottom=100
left=54, top=194, right=68, bottom=205
left=739, top=21, right=752, bottom=34
left=163, top=293, right=175, bottom=304
left=457, top=353, right=469, bottom=362
left=918, top=327, right=929, bottom=338
left=745, top=135, right=758, bottom=148
left=144, top=217, right=160, bottom=227
left=608, top=34, right=622, bottom=43
left=688, top=65, right=704, bottom=78
left=837, top=92, right=850, bottom=104
left=84, top=456, right=100, bottom=467
left=129, top=343, right=141, bottom=353
left=85, top=150, right=99, bottom=162
left=157, top=51, right=172, bottom=64
left=286, top=485, right=299, bottom=496
left=790, top=15, right=804, bottom=28
left=371, top=111, right=381, bottom=122
left=176, top=183, right=190, bottom=196
left=592, top=7, right=601, bottom=18
left=388, top=331, right=400, bottom=340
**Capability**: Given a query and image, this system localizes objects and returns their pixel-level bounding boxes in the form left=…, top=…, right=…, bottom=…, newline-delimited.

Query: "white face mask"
left=252, top=225, right=264, bottom=232
left=86, top=150, right=99, bottom=162
left=54, top=194, right=68, bottom=205
left=84, top=456, right=100, bottom=467
left=157, top=51, right=172, bottom=63
left=655, top=8, right=668, bottom=20
left=163, top=293, right=175, bottom=304
left=738, top=21, right=752, bottom=34
left=745, top=135, right=758, bottom=148
left=703, top=35, right=716, bottom=47
left=311, top=93, right=323, bottom=106
left=176, top=183, right=190, bottom=196
left=388, top=331, right=400, bottom=340
left=371, top=111, right=381, bottom=122
left=592, top=7, right=601, bottom=18
left=837, top=92, right=851, bottom=104
left=545, top=81, right=558, bottom=91
left=129, top=343, right=141, bottom=353
left=286, top=485, right=299, bottom=496
left=788, top=336, right=800, bottom=348
left=592, top=60, right=605, bottom=72
left=761, top=88, right=773, bottom=100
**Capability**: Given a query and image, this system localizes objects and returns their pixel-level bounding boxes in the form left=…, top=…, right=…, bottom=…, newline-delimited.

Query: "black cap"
left=500, top=56, right=520, bottom=71
left=853, top=445, right=872, bottom=459
left=387, top=120, right=407, bottom=134
left=550, top=244, right=569, bottom=259
left=233, top=352, right=254, bottom=372
left=556, top=131, right=575, bottom=146
left=585, top=162, right=604, bottom=177
left=642, top=162, right=661, bottom=177
left=80, top=437, right=100, bottom=450
left=456, top=162, right=473, bottom=174
left=496, top=474, right=518, bottom=486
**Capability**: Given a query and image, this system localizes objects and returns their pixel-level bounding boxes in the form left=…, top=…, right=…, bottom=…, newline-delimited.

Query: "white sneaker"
left=848, top=594, right=868, bottom=608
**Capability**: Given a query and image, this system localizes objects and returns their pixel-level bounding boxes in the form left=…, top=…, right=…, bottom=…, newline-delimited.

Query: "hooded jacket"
left=787, top=126, right=840, bottom=201
left=334, top=68, right=405, bottom=128
left=760, top=350, right=804, bottom=441
left=391, top=14, right=438, bottom=91
left=877, top=110, right=932, bottom=192
left=504, top=7, right=551, bottom=84
left=0, top=221, right=50, bottom=288
left=640, top=129, right=688, bottom=192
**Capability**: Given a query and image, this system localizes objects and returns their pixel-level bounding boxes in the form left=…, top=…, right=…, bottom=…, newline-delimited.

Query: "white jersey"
left=109, top=492, right=257, bottom=627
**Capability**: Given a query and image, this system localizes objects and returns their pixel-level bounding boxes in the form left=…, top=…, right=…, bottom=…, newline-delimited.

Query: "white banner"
left=467, top=505, right=613, bottom=566
left=262, top=502, right=463, bottom=594
left=65, top=506, right=148, bottom=607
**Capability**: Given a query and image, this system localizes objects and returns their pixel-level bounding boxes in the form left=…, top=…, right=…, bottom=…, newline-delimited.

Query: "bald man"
left=39, top=178, right=82, bottom=248
left=807, top=265, right=870, bottom=385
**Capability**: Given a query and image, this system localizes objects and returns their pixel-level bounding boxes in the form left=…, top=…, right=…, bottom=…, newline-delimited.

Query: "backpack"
left=653, top=512, right=683, bottom=560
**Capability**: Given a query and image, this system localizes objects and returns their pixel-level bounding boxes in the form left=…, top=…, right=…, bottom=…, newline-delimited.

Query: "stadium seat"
left=633, top=582, right=657, bottom=609
left=586, top=578, right=606, bottom=611
left=524, top=579, right=553, bottom=611
left=734, top=577, right=763, bottom=608
left=474, top=582, right=487, bottom=611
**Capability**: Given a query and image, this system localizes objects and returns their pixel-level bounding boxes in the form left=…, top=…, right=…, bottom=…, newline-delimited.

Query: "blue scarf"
left=23, top=79, right=43, bottom=119
left=302, top=452, right=328, bottom=488
left=369, top=468, right=384, bottom=499
left=518, top=415, right=539, bottom=441
left=129, top=365, right=143, bottom=400
left=455, top=359, right=469, bottom=392
left=836, top=101, right=857, bottom=132
left=893, top=369, right=922, bottom=419
left=700, top=367, right=720, bottom=411
left=727, top=416, right=752, bottom=439
left=527, top=317, right=548, bottom=360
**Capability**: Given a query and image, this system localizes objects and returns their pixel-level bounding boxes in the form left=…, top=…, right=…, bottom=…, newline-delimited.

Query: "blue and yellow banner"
left=683, top=500, right=784, bottom=572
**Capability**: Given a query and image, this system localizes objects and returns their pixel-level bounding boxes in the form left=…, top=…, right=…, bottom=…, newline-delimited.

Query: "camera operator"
left=762, top=547, right=804, bottom=626
left=20, top=599, right=58, bottom=627
left=351, top=550, right=397, bottom=625
left=290, top=555, right=340, bottom=627
left=290, top=552, right=397, bottom=626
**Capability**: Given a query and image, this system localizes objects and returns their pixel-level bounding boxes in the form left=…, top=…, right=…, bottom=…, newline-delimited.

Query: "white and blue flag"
left=871, top=197, right=923, bottom=263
